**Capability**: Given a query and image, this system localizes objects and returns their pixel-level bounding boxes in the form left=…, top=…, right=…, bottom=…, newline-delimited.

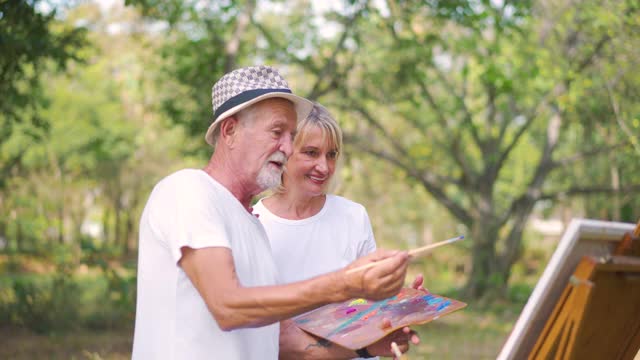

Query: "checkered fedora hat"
left=205, top=65, right=313, bottom=146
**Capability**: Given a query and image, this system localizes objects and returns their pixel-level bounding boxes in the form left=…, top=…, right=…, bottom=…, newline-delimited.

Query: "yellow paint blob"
left=349, top=298, right=368, bottom=306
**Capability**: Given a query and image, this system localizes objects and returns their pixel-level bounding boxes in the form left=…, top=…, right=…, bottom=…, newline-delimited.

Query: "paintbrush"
left=391, top=341, right=408, bottom=359
left=346, top=235, right=465, bottom=274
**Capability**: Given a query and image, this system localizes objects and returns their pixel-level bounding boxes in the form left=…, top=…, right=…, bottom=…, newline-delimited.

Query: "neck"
left=203, top=152, right=261, bottom=211
left=266, top=189, right=326, bottom=220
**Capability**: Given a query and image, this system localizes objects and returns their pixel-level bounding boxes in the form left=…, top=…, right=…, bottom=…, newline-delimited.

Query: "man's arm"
left=179, top=247, right=409, bottom=331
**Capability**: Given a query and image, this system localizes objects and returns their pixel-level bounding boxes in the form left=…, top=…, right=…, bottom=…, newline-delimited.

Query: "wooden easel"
left=528, top=219, right=640, bottom=360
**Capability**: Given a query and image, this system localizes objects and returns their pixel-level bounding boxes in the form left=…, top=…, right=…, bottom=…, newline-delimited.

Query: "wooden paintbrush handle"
left=345, top=236, right=464, bottom=274
left=391, top=341, right=408, bottom=359
left=408, top=235, right=465, bottom=258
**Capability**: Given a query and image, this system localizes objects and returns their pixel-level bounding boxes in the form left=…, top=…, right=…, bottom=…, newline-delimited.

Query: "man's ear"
left=219, top=116, right=239, bottom=147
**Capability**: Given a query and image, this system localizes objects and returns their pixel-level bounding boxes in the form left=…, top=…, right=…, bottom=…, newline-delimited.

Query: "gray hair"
left=209, top=101, right=266, bottom=148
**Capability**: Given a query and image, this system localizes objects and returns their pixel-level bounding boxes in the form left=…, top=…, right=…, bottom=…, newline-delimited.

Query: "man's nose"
left=280, top=133, right=293, bottom=158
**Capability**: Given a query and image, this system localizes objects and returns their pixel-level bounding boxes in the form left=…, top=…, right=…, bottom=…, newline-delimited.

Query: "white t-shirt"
left=132, top=169, right=280, bottom=360
left=253, top=194, right=376, bottom=284
left=254, top=195, right=378, bottom=360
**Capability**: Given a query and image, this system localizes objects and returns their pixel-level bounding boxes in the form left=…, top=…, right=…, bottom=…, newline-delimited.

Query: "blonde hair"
left=276, top=102, right=343, bottom=194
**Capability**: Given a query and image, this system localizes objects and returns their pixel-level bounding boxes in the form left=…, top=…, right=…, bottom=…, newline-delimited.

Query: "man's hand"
left=365, top=318, right=420, bottom=358
left=341, top=249, right=409, bottom=301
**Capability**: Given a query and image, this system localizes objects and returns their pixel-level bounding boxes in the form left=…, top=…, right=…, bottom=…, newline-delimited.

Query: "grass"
left=416, top=302, right=523, bottom=359
left=1, top=276, right=526, bottom=359
left=0, top=250, right=534, bottom=359
left=0, top=306, right=521, bottom=359
left=0, top=326, right=133, bottom=360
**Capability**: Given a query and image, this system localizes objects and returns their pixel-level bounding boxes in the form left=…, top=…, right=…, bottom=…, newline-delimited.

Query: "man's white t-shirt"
left=132, top=169, right=280, bottom=360
left=253, top=194, right=376, bottom=284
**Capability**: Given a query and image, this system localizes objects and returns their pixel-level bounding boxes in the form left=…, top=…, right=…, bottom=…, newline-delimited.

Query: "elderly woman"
left=254, top=103, right=422, bottom=360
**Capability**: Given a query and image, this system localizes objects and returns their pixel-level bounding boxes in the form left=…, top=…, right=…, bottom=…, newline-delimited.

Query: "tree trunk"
left=0, top=217, right=6, bottom=251
left=610, top=164, right=621, bottom=221
left=114, top=202, right=121, bottom=251
left=124, top=190, right=141, bottom=256
left=58, top=202, right=64, bottom=244
left=464, top=221, right=503, bottom=298
left=16, top=217, right=23, bottom=252
left=102, top=208, right=111, bottom=245
left=124, top=211, right=133, bottom=256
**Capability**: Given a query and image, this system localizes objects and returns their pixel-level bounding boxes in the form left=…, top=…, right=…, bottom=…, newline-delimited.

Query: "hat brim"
left=205, top=92, right=313, bottom=146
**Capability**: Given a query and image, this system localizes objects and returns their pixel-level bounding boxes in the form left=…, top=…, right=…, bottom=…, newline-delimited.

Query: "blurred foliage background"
left=1, top=0, right=639, bottom=358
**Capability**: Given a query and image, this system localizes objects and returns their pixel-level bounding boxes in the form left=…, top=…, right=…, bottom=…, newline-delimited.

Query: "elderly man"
left=132, top=65, right=411, bottom=360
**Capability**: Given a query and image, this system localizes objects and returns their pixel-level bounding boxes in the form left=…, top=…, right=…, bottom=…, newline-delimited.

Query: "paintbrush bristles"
left=345, top=235, right=464, bottom=275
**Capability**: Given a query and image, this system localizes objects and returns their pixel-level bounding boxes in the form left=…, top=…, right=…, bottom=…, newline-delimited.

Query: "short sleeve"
left=148, top=173, right=231, bottom=264
left=357, top=207, right=377, bottom=257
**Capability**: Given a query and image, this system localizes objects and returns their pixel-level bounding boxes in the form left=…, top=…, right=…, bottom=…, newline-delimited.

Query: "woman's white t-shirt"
left=254, top=195, right=378, bottom=360
left=253, top=195, right=376, bottom=284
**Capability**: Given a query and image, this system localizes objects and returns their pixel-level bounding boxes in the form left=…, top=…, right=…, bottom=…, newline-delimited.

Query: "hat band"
left=214, top=88, right=292, bottom=121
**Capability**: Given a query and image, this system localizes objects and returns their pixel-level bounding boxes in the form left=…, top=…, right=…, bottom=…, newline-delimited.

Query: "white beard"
left=256, top=152, right=287, bottom=190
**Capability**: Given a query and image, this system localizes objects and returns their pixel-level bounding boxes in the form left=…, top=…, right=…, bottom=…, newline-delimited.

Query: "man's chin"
left=256, top=171, right=283, bottom=190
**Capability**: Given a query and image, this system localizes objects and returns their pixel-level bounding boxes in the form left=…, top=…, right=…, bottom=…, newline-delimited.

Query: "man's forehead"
left=256, top=97, right=295, bottom=111
left=256, top=99, right=297, bottom=125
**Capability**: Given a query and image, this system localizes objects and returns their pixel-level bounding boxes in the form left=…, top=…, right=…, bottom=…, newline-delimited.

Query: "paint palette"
left=293, top=288, right=466, bottom=350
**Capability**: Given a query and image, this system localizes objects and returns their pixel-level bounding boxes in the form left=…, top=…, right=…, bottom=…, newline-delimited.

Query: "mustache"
left=268, top=151, right=287, bottom=165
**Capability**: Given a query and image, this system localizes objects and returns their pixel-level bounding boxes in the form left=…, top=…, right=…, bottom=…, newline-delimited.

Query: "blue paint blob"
left=436, top=300, right=451, bottom=312
left=422, top=294, right=443, bottom=305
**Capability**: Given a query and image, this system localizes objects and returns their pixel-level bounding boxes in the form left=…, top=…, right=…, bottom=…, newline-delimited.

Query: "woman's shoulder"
left=327, top=194, right=368, bottom=215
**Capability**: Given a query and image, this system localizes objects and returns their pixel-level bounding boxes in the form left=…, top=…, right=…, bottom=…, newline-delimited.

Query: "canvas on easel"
left=529, top=255, right=640, bottom=359
left=498, top=218, right=639, bottom=360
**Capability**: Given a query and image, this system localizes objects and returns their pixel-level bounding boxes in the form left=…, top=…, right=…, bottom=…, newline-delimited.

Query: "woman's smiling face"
left=283, top=125, right=338, bottom=197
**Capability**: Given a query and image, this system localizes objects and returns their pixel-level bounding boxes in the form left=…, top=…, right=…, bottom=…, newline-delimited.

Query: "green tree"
left=0, top=0, right=87, bottom=184
left=120, top=0, right=640, bottom=298
left=0, top=0, right=87, bottom=245
left=126, top=0, right=258, bottom=157
left=258, top=0, right=640, bottom=297
left=2, top=2, right=186, bottom=254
